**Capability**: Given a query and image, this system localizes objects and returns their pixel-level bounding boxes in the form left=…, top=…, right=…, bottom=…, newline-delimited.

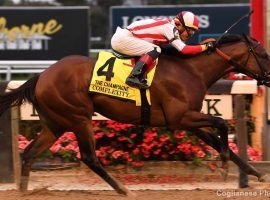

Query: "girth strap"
left=140, top=89, right=150, bottom=126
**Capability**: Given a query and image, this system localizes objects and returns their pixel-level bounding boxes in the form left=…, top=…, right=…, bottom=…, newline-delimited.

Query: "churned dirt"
left=2, top=189, right=270, bottom=200
left=1, top=162, right=270, bottom=200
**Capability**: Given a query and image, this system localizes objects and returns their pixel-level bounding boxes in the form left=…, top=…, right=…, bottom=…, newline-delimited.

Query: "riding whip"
left=216, top=10, right=254, bottom=45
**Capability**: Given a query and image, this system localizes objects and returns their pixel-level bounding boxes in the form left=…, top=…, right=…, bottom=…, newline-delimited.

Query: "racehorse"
left=1, top=34, right=270, bottom=196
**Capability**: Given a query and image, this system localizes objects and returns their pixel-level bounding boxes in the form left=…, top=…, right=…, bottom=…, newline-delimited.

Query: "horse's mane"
left=217, top=34, right=243, bottom=44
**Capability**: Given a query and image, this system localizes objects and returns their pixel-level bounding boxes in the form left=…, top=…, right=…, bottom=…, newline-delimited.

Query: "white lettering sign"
left=120, top=15, right=210, bottom=29
left=201, top=95, right=232, bottom=119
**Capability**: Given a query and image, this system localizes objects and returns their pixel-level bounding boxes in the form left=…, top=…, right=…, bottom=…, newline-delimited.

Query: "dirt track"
left=1, top=163, right=270, bottom=200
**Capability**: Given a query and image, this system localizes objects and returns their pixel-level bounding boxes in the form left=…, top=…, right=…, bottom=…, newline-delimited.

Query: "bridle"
left=215, top=34, right=270, bottom=85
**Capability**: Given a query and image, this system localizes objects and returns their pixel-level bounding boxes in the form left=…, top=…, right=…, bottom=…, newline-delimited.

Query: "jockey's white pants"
left=111, top=27, right=161, bottom=56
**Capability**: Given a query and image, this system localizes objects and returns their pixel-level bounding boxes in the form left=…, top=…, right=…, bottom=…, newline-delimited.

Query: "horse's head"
left=217, top=34, right=270, bottom=87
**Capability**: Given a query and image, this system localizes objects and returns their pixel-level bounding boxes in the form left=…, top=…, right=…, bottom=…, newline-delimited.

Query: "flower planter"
left=19, top=120, right=261, bottom=170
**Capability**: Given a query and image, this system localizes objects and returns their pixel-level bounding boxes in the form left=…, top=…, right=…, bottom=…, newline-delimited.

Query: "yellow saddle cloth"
left=89, top=51, right=157, bottom=106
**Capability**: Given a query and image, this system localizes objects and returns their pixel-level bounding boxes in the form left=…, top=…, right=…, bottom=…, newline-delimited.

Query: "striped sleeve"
left=181, top=44, right=207, bottom=54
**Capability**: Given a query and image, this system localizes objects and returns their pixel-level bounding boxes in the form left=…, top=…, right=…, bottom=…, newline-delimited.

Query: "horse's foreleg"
left=73, top=123, right=135, bottom=197
left=211, top=117, right=229, bottom=179
left=193, top=128, right=265, bottom=180
left=20, top=126, right=57, bottom=191
left=180, top=111, right=229, bottom=178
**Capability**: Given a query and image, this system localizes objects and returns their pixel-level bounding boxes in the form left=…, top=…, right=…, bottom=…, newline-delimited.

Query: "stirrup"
left=126, top=77, right=149, bottom=89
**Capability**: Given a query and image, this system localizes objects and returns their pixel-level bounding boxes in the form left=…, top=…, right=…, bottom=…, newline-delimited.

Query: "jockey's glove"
left=205, top=41, right=216, bottom=51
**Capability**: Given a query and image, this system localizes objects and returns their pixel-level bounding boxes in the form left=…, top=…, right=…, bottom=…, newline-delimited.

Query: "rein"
left=215, top=48, right=256, bottom=79
left=214, top=38, right=270, bottom=85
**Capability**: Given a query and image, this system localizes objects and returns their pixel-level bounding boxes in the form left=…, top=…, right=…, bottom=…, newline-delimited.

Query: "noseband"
left=215, top=35, right=270, bottom=85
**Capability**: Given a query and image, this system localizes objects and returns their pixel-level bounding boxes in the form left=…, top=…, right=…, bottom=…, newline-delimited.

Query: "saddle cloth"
left=89, top=51, right=157, bottom=106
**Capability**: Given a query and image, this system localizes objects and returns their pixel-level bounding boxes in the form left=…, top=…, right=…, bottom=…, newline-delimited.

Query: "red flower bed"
left=18, top=120, right=261, bottom=167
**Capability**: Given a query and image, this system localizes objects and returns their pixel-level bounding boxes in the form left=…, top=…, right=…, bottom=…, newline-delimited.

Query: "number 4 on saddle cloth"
left=89, top=51, right=157, bottom=106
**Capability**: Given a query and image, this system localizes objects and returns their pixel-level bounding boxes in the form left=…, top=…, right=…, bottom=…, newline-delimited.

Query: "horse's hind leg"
left=193, top=128, right=265, bottom=181
left=20, top=125, right=58, bottom=191
left=180, top=111, right=229, bottom=178
left=73, top=122, right=135, bottom=197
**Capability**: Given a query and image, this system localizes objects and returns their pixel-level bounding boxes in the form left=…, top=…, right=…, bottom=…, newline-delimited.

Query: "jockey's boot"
left=126, top=49, right=160, bottom=89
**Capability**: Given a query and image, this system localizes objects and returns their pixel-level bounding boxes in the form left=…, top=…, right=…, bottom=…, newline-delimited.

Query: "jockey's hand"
left=205, top=41, right=216, bottom=51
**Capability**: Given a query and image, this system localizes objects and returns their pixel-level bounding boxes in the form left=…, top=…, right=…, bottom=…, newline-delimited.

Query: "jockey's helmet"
left=174, top=11, right=199, bottom=31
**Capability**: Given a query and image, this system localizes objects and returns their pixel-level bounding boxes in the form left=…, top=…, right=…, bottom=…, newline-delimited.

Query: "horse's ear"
left=242, top=33, right=250, bottom=43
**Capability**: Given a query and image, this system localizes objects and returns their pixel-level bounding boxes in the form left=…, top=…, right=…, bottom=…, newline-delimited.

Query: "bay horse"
left=1, top=34, right=270, bottom=196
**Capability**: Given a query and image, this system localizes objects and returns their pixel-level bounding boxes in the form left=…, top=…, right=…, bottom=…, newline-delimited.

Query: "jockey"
left=111, top=11, right=215, bottom=89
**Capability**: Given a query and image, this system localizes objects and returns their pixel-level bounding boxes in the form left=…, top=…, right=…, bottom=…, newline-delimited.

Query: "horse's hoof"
left=19, top=186, right=28, bottom=192
left=19, top=188, right=27, bottom=192
left=219, top=162, right=229, bottom=181
left=126, top=190, right=137, bottom=199
left=19, top=184, right=28, bottom=193
left=219, top=168, right=228, bottom=181
left=259, top=174, right=270, bottom=182
left=117, top=187, right=136, bottom=198
left=118, top=190, right=136, bottom=199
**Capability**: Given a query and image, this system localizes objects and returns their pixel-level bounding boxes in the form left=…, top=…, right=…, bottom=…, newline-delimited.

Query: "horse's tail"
left=0, top=75, right=40, bottom=116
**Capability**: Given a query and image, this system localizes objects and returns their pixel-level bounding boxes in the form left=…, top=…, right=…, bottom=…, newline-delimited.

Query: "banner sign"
left=0, top=7, right=89, bottom=60
left=110, top=4, right=249, bottom=43
left=21, top=95, right=232, bottom=120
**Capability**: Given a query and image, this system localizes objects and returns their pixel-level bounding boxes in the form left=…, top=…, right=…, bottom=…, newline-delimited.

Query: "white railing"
left=0, top=49, right=112, bottom=81
left=0, top=61, right=57, bottom=81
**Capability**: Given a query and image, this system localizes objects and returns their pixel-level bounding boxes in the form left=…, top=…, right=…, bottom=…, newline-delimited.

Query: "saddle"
left=89, top=51, right=157, bottom=106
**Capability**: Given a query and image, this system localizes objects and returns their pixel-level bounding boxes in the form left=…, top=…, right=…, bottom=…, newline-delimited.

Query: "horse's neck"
left=189, top=51, right=233, bottom=88
left=159, top=45, right=238, bottom=89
